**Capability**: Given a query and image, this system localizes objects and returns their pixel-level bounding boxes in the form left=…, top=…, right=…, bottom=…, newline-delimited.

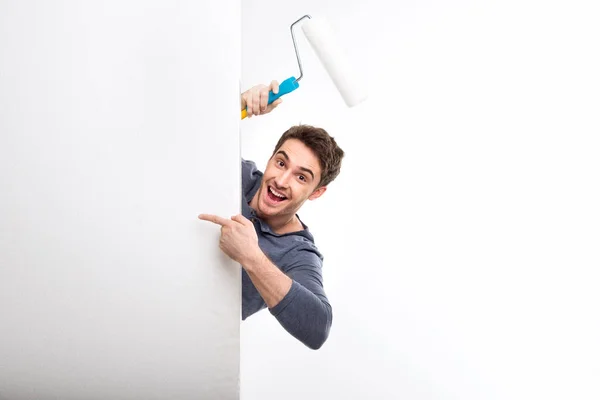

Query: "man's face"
left=254, top=139, right=326, bottom=219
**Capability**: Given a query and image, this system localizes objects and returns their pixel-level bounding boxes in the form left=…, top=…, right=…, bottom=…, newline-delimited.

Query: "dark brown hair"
left=272, top=124, right=345, bottom=188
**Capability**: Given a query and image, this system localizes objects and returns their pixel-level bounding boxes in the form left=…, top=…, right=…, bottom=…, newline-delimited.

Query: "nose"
left=274, top=170, right=292, bottom=189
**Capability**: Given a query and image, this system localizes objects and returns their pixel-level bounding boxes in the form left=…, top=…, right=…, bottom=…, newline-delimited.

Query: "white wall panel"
left=0, top=1, right=240, bottom=399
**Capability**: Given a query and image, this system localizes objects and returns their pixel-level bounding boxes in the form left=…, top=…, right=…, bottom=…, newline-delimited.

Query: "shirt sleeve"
left=268, top=251, right=332, bottom=350
left=241, top=159, right=262, bottom=198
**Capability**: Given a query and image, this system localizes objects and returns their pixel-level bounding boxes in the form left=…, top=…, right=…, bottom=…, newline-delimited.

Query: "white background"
left=241, top=0, right=600, bottom=399
left=0, top=1, right=241, bottom=399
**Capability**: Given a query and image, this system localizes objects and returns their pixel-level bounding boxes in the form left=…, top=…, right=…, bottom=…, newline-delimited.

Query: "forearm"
left=269, top=281, right=332, bottom=350
left=243, top=248, right=331, bottom=349
left=242, top=249, right=292, bottom=308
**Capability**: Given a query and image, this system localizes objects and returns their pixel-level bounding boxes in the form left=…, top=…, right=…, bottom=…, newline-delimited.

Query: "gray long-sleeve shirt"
left=241, top=159, right=332, bottom=349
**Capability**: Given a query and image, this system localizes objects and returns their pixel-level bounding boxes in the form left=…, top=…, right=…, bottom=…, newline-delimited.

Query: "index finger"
left=198, top=214, right=231, bottom=226
left=245, top=92, right=254, bottom=116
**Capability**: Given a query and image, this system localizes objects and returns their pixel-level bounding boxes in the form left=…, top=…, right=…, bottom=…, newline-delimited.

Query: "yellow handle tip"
left=241, top=109, right=247, bottom=119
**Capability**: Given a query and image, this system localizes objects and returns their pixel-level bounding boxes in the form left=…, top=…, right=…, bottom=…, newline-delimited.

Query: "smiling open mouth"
left=267, top=186, right=287, bottom=202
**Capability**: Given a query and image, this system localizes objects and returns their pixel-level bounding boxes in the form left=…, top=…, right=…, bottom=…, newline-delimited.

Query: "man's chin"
left=259, top=198, right=287, bottom=217
left=258, top=203, right=278, bottom=216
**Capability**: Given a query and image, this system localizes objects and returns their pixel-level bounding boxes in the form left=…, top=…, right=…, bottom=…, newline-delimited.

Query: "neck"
left=265, top=213, right=299, bottom=234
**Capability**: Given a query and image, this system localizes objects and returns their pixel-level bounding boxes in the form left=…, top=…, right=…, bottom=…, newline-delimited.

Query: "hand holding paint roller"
left=241, top=15, right=367, bottom=119
left=241, top=81, right=284, bottom=118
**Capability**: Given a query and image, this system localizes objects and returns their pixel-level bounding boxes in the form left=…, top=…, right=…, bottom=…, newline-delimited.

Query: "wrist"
left=241, top=245, right=265, bottom=272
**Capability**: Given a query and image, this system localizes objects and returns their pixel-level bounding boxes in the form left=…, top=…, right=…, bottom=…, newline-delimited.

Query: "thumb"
left=270, top=80, right=280, bottom=95
left=231, top=214, right=251, bottom=226
left=268, top=98, right=283, bottom=110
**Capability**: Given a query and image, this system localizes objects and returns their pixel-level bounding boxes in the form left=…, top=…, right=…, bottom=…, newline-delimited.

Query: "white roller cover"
left=302, top=17, right=368, bottom=107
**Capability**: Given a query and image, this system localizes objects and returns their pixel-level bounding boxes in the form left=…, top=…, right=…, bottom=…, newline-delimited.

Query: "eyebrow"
left=276, top=150, right=315, bottom=181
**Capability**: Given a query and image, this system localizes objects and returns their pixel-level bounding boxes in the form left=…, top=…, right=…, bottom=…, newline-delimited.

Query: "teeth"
left=269, top=186, right=286, bottom=198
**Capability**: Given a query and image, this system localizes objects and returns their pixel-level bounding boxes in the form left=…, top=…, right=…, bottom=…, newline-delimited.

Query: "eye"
left=277, top=160, right=284, bottom=167
left=299, top=175, right=306, bottom=182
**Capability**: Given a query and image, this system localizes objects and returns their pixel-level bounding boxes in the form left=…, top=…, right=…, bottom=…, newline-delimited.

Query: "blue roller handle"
left=242, top=76, right=299, bottom=119
left=267, top=76, right=299, bottom=104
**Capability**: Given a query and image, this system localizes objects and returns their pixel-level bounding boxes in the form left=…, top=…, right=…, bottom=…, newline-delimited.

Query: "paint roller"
left=241, top=15, right=367, bottom=119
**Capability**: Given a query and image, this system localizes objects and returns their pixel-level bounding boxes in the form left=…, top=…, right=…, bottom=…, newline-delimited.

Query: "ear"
left=308, top=186, right=327, bottom=201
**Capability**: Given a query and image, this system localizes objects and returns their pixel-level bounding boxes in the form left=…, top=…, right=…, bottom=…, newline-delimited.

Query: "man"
left=198, top=81, right=344, bottom=350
